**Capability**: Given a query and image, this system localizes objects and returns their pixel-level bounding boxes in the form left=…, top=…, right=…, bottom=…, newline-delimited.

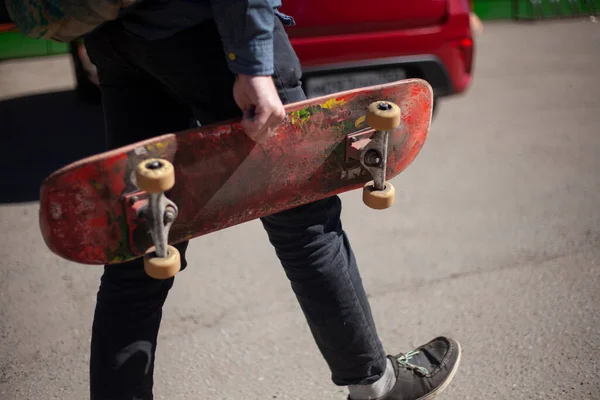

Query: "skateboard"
left=39, top=79, right=433, bottom=279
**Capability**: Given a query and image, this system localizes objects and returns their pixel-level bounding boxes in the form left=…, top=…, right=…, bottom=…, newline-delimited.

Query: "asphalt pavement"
left=0, top=18, right=599, bottom=400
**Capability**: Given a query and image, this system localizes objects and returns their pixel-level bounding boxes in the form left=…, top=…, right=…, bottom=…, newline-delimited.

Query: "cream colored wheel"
left=135, top=158, right=175, bottom=193
left=362, top=180, right=396, bottom=210
left=366, top=101, right=401, bottom=131
left=143, top=245, right=181, bottom=279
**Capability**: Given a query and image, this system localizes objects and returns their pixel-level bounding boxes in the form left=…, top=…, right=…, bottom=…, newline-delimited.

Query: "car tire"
left=432, top=96, right=439, bottom=119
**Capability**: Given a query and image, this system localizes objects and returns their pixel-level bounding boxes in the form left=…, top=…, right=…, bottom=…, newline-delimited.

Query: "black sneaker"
left=350, top=336, right=462, bottom=400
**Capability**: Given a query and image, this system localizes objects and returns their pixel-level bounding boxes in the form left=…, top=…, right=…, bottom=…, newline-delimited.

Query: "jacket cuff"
left=223, top=38, right=274, bottom=76
left=211, top=0, right=276, bottom=76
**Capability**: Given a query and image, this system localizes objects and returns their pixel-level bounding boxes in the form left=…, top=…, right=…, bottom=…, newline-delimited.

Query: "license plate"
left=304, top=68, right=407, bottom=98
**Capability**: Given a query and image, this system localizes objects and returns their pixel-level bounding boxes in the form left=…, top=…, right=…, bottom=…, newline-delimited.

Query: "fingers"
left=233, top=74, right=287, bottom=144
left=242, top=103, right=285, bottom=143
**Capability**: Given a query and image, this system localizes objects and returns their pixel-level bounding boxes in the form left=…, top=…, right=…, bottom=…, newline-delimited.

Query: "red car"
left=280, top=0, right=475, bottom=113
left=1, top=0, right=475, bottom=110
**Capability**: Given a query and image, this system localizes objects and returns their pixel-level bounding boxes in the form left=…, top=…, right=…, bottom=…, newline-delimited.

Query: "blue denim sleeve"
left=210, top=0, right=282, bottom=76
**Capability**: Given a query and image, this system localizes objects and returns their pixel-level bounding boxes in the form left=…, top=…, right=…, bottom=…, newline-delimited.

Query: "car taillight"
left=454, top=37, right=474, bottom=75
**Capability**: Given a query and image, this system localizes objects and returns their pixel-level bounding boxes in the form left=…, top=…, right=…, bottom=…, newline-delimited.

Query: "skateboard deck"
left=39, top=79, right=433, bottom=266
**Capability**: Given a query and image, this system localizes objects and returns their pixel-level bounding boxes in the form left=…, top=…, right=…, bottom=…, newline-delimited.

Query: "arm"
left=209, top=0, right=279, bottom=76
left=209, top=0, right=287, bottom=144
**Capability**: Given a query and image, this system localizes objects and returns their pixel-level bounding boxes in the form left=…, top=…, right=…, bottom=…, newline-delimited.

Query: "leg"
left=261, top=197, right=388, bottom=385
left=265, top=17, right=389, bottom=386
left=84, top=27, right=192, bottom=400
left=259, top=22, right=462, bottom=398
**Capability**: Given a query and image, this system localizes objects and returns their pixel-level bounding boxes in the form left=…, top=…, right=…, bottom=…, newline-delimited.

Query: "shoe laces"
left=395, top=350, right=429, bottom=376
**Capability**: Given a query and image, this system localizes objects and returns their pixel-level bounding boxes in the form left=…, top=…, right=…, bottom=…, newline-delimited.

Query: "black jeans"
left=85, top=15, right=386, bottom=399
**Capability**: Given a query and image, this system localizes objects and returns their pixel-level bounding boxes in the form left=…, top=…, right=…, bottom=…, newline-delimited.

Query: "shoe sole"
left=417, top=340, right=462, bottom=400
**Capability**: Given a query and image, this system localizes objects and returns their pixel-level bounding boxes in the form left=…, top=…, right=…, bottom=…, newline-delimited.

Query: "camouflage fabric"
left=5, top=0, right=140, bottom=42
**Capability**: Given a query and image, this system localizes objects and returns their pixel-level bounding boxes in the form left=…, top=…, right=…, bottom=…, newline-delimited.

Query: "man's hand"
left=233, top=74, right=286, bottom=144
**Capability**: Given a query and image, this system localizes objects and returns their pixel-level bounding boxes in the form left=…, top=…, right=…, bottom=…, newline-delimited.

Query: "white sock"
left=348, top=358, right=395, bottom=400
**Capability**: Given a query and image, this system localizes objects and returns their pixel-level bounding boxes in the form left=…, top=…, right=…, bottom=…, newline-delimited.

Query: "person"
left=8, top=1, right=461, bottom=399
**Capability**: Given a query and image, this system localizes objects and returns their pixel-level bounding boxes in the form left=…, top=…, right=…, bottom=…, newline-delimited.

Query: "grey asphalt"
left=1, top=19, right=599, bottom=400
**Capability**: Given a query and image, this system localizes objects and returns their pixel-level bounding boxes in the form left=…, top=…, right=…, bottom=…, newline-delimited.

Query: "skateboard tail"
left=39, top=152, right=136, bottom=265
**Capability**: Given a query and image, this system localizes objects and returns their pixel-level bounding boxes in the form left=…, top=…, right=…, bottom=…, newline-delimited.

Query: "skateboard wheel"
left=135, top=158, right=175, bottom=193
left=143, top=245, right=181, bottom=279
left=363, top=180, right=396, bottom=210
left=366, top=101, right=401, bottom=131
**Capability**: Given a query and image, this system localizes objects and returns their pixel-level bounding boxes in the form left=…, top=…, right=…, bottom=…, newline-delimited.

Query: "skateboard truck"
left=135, top=159, right=181, bottom=279
left=359, top=101, right=401, bottom=210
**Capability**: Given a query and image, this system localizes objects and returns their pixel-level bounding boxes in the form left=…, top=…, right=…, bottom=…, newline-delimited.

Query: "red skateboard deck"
left=39, top=79, right=433, bottom=266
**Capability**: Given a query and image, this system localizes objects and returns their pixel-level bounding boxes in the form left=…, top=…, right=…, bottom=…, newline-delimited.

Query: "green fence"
left=474, top=0, right=513, bottom=19
left=474, top=0, right=598, bottom=20
left=0, top=31, right=69, bottom=61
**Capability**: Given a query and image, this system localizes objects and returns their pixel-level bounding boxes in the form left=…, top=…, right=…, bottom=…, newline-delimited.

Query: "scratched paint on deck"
left=321, top=97, right=347, bottom=110
left=39, top=79, right=434, bottom=265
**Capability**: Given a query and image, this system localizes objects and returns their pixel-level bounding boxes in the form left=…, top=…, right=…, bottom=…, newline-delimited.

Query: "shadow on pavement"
left=1, top=90, right=105, bottom=203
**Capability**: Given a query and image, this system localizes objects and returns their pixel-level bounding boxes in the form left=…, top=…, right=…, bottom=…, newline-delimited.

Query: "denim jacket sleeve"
left=210, top=0, right=293, bottom=76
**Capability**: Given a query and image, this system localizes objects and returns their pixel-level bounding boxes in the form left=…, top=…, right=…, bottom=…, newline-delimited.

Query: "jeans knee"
left=260, top=196, right=347, bottom=278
